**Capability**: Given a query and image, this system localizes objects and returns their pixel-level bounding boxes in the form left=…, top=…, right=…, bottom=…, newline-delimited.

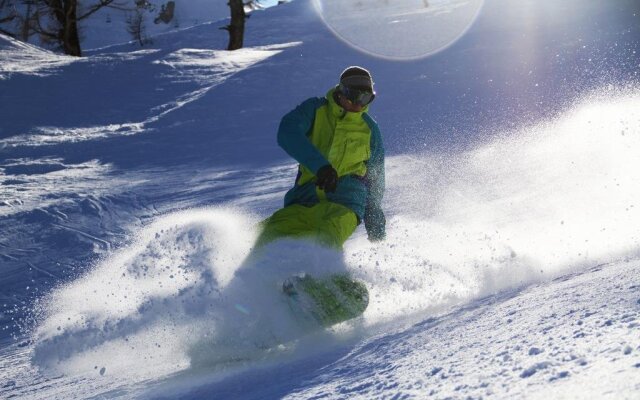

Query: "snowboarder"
left=256, top=66, right=386, bottom=249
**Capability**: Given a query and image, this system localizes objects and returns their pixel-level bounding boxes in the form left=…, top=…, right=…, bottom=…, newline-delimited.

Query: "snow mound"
left=0, top=35, right=77, bottom=79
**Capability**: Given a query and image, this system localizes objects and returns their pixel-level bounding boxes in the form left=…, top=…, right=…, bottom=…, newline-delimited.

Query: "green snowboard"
left=282, top=273, right=369, bottom=327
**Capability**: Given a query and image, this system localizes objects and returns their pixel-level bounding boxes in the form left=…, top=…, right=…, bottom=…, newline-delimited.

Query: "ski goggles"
left=338, top=83, right=376, bottom=106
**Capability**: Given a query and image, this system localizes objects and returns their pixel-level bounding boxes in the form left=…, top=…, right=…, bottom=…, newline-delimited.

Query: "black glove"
left=316, top=164, right=338, bottom=193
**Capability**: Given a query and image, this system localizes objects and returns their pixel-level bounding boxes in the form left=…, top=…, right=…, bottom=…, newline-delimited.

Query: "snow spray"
left=30, top=208, right=351, bottom=378
left=30, top=87, right=640, bottom=381
left=345, top=86, right=640, bottom=324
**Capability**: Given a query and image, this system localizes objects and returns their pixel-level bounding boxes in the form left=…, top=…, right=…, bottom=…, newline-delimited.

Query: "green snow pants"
left=255, top=202, right=358, bottom=250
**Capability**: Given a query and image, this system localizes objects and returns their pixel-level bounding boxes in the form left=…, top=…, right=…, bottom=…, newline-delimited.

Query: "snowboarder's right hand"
left=316, top=165, right=338, bottom=193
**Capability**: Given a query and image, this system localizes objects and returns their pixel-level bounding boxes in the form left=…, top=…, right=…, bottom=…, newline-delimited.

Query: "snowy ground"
left=152, top=260, right=640, bottom=399
left=1, top=0, right=639, bottom=398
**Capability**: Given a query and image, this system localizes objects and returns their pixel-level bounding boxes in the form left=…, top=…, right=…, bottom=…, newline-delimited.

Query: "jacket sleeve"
left=364, top=122, right=386, bottom=240
left=277, top=98, right=329, bottom=175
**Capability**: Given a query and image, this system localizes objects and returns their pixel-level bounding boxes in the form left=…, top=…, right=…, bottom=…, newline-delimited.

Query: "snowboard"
left=282, top=273, right=369, bottom=327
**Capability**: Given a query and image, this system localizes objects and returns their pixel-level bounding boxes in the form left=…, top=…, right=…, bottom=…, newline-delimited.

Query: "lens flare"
left=313, top=0, right=484, bottom=60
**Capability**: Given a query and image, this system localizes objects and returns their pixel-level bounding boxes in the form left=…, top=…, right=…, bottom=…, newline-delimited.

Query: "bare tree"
left=127, top=0, right=152, bottom=46
left=26, top=0, right=129, bottom=56
left=127, top=8, right=144, bottom=45
left=222, top=0, right=246, bottom=51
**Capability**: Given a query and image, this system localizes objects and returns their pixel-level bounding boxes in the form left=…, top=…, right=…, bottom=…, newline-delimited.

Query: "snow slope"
left=1, top=0, right=639, bottom=398
left=149, top=261, right=640, bottom=399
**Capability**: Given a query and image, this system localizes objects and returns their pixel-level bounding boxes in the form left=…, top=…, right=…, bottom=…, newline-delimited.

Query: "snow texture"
left=0, top=0, right=639, bottom=398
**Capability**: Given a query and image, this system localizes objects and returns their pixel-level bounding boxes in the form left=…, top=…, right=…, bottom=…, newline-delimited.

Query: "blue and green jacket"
left=278, top=88, right=386, bottom=240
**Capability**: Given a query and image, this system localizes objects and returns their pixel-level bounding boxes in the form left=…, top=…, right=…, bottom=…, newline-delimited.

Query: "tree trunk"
left=227, top=0, right=245, bottom=50
left=21, top=2, right=32, bottom=41
left=62, top=0, right=81, bottom=56
left=50, top=0, right=81, bottom=56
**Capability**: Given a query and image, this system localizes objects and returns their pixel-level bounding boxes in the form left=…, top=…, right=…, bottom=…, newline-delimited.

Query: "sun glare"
left=312, top=0, right=484, bottom=60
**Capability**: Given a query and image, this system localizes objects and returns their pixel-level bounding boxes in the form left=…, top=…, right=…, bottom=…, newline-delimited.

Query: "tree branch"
left=41, top=0, right=64, bottom=14
left=0, top=27, right=16, bottom=37
left=0, top=14, right=16, bottom=23
left=0, top=0, right=17, bottom=24
left=29, top=9, right=58, bottom=40
left=78, top=0, right=130, bottom=20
